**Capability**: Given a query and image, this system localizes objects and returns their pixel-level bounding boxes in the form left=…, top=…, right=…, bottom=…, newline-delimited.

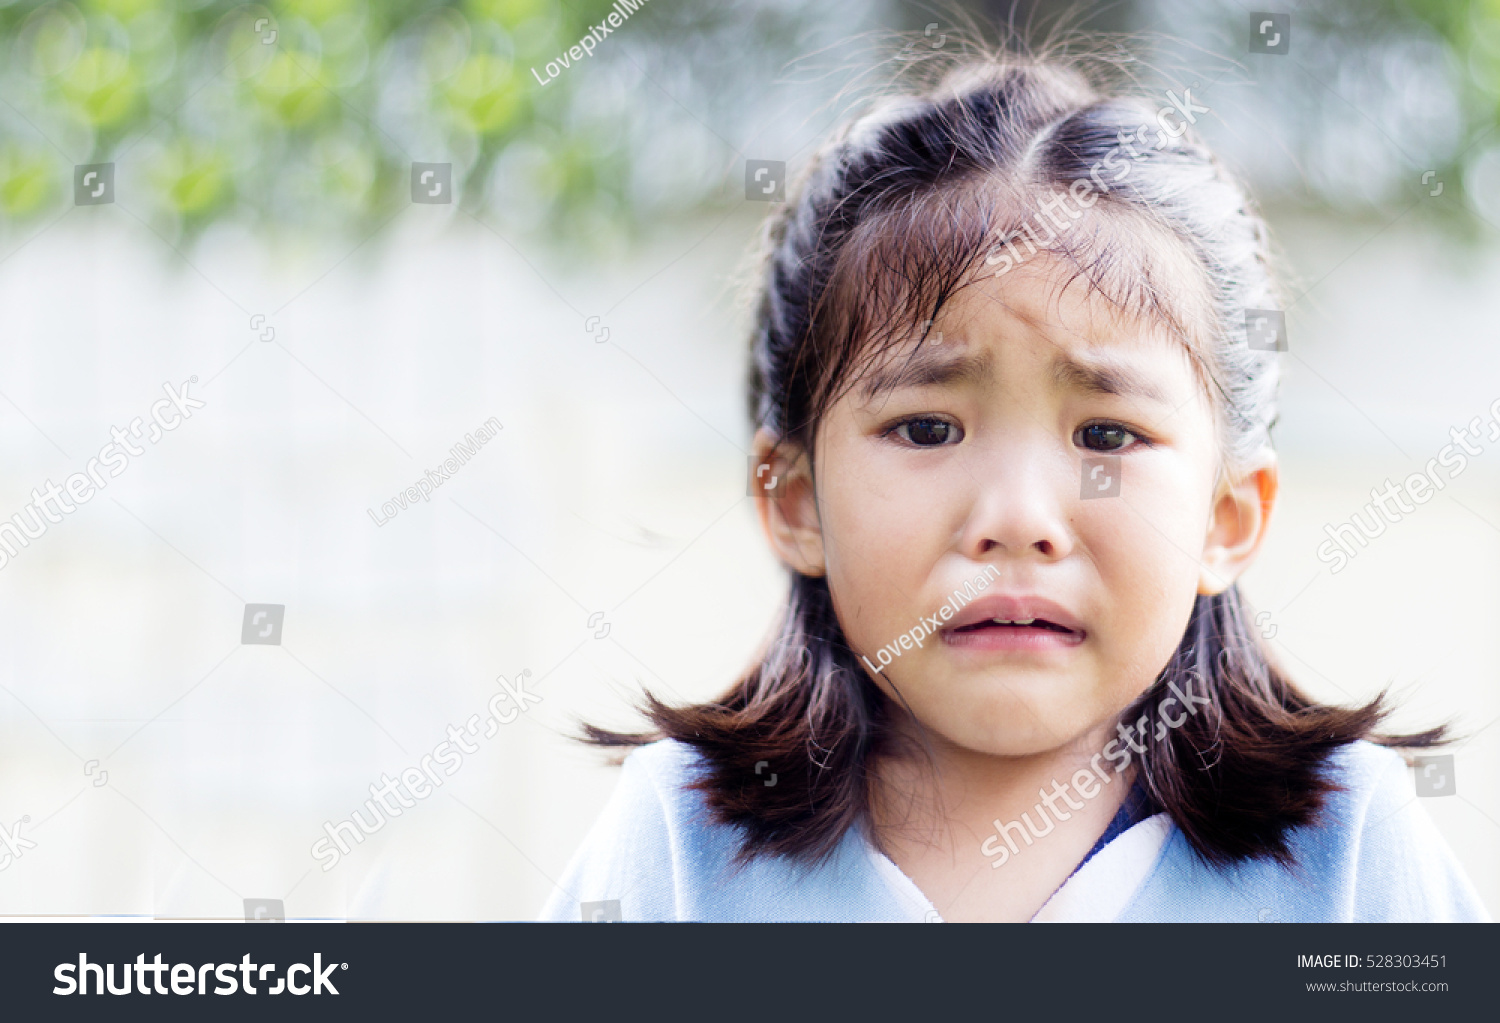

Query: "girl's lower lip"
left=940, top=626, right=1085, bottom=652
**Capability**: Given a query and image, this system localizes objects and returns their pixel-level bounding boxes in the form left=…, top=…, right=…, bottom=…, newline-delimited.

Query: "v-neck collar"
left=857, top=790, right=1170, bottom=923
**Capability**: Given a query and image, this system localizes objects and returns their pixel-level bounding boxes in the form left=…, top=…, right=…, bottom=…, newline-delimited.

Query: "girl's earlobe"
left=750, top=429, right=826, bottom=577
left=1198, top=455, right=1279, bottom=595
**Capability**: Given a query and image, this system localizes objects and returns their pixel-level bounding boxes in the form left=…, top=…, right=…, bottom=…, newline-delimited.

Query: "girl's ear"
left=1199, top=449, right=1279, bottom=595
left=751, top=428, right=826, bottom=577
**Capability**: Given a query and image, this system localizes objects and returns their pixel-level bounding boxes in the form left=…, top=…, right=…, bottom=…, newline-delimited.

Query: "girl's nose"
left=956, top=445, right=1075, bottom=563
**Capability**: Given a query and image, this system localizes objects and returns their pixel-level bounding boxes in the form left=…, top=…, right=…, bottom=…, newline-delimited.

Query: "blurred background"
left=0, top=0, right=1495, bottom=921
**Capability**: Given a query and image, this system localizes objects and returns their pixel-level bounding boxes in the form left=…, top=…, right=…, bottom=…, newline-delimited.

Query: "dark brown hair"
left=586, top=34, right=1444, bottom=869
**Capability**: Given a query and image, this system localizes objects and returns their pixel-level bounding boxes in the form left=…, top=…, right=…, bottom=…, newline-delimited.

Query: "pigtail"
left=583, top=573, right=890, bottom=866
left=1132, top=587, right=1446, bottom=868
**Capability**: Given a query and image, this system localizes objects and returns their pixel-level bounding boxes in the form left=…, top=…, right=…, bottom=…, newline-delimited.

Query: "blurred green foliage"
left=0, top=0, right=669, bottom=238
left=1344, top=0, right=1500, bottom=220
left=7, top=0, right=1500, bottom=241
left=1404, top=0, right=1500, bottom=101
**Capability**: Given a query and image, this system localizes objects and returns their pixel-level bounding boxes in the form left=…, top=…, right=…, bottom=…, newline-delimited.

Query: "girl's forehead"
left=815, top=189, right=1221, bottom=425
left=850, top=324, right=1193, bottom=411
left=949, top=257, right=1195, bottom=352
left=849, top=253, right=1204, bottom=399
left=831, top=190, right=1218, bottom=361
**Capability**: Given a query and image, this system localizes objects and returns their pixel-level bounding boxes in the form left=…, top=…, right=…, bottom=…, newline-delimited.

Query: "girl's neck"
left=868, top=717, right=1137, bottom=922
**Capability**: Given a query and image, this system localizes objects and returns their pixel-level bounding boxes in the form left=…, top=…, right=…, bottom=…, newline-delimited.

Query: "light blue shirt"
left=539, top=738, right=1489, bottom=922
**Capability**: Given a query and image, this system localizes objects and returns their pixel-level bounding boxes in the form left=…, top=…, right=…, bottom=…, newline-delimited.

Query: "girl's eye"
left=892, top=418, right=962, bottom=447
left=1075, top=421, right=1139, bottom=452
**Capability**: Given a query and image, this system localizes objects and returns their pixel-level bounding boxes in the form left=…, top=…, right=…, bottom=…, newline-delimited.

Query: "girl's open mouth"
left=940, top=594, right=1086, bottom=652
left=951, top=617, right=1076, bottom=634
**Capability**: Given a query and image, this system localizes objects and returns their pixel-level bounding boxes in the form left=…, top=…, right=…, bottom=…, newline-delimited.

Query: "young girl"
left=540, top=44, right=1489, bottom=923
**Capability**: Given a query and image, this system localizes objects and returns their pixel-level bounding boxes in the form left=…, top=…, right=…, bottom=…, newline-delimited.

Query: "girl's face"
left=761, top=259, right=1273, bottom=759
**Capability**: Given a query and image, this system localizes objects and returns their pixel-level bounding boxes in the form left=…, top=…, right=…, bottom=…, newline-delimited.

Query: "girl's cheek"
left=1078, top=476, right=1202, bottom=616
left=1075, top=505, right=1140, bottom=581
left=831, top=470, right=943, bottom=566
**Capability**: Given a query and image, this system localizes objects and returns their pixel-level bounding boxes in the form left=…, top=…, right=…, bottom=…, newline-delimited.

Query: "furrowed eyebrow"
left=857, top=348, right=991, bottom=400
left=1052, top=354, right=1170, bottom=404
